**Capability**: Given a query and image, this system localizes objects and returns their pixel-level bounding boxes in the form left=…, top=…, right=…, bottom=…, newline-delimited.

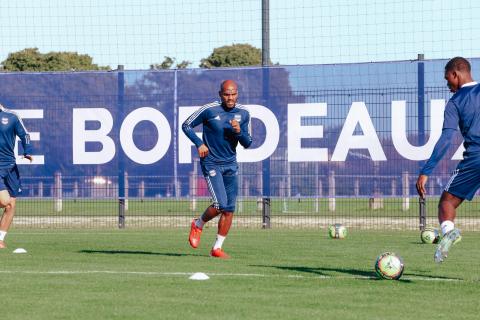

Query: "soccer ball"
left=374, top=252, right=404, bottom=280
left=328, top=223, right=347, bottom=239
left=420, top=228, right=440, bottom=244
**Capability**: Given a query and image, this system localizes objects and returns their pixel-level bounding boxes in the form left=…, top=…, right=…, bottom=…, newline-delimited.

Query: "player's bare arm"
left=416, top=174, right=428, bottom=199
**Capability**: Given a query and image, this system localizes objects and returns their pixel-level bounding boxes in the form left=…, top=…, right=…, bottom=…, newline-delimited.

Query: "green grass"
left=1, top=229, right=479, bottom=319
left=14, top=197, right=480, bottom=217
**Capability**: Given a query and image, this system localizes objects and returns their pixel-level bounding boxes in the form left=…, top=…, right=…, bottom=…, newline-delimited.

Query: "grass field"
left=1, top=228, right=479, bottom=319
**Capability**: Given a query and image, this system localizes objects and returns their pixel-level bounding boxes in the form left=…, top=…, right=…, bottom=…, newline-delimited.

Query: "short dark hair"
left=445, top=57, right=471, bottom=73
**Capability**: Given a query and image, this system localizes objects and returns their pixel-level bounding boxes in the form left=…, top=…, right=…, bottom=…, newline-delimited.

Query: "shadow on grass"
left=252, top=264, right=465, bottom=282
left=252, top=264, right=374, bottom=278
left=251, top=264, right=417, bottom=282
left=79, top=249, right=200, bottom=257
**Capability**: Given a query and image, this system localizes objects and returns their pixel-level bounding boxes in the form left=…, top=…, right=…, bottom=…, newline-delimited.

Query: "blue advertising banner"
left=0, top=58, right=478, bottom=197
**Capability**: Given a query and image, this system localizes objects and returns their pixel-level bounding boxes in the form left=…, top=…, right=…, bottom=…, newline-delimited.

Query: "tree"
left=150, top=56, right=191, bottom=70
left=199, top=43, right=262, bottom=68
left=1, top=48, right=110, bottom=71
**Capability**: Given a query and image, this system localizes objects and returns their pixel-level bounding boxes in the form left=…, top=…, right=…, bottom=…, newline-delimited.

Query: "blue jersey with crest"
left=182, top=101, right=252, bottom=164
left=0, top=105, right=32, bottom=168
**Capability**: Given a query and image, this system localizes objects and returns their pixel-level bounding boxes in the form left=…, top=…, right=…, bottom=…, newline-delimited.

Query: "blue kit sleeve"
left=420, top=128, right=456, bottom=175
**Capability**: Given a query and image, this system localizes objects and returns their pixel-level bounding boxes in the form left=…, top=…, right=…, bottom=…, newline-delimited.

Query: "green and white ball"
left=375, top=252, right=404, bottom=280
left=328, top=223, right=347, bottom=239
left=420, top=228, right=440, bottom=244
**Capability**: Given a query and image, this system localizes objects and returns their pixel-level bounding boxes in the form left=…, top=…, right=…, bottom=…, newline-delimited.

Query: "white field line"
left=0, top=270, right=467, bottom=282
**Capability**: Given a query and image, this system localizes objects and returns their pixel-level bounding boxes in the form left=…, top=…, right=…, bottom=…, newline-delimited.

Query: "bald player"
left=416, top=57, right=479, bottom=263
left=182, top=80, right=252, bottom=258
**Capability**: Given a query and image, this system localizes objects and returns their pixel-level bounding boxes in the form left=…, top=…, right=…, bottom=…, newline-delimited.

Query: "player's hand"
left=23, top=155, right=33, bottom=163
left=197, top=144, right=209, bottom=158
left=230, top=119, right=240, bottom=134
left=416, top=174, right=428, bottom=199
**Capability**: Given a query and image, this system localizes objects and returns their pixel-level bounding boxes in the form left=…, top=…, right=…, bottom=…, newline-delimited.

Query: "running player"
left=182, top=80, right=252, bottom=258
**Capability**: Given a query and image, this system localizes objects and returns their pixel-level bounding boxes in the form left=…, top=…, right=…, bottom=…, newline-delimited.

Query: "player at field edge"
left=416, top=57, right=479, bottom=263
left=182, top=80, right=252, bottom=258
left=0, top=103, right=33, bottom=249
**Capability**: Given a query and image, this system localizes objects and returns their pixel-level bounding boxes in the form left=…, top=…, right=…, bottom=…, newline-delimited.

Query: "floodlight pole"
left=417, top=54, right=426, bottom=231
left=261, top=0, right=271, bottom=229
left=117, top=65, right=126, bottom=229
left=262, top=0, right=270, bottom=66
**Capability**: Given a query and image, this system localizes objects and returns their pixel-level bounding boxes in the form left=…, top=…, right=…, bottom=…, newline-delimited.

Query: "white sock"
left=0, top=230, right=7, bottom=241
left=195, top=218, right=205, bottom=229
left=440, top=220, right=455, bottom=236
left=213, top=234, right=226, bottom=250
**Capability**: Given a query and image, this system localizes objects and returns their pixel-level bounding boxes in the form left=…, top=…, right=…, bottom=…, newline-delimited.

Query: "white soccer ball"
left=328, top=223, right=347, bottom=239
left=375, top=252, right=404, bottom=280
left=420, top=228, right=440, bottom=244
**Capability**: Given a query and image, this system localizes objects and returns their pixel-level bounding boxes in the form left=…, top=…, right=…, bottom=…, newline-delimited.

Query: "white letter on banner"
left=120, top=107, right=171, bottom=164
left=237, top=105, right=279, bottom=162
left=73, top=108, right=115, bottom=164
left=288, top=103, right=328, bottom=162
left=178, top=106, right=202, bottom=164
left=392, top=100, right=445, bottom=160
left=331, top=102, right=386, bottom=161
left=14, top=109, right=44, bottom=165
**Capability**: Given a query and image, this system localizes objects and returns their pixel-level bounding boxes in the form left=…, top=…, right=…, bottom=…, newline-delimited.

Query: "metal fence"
left=14, top=170, right=480, bottom=231
left=3, top=59, right=480, bottom=230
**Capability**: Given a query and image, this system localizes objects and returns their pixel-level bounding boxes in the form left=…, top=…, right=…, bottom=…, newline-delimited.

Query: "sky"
left=1, top=0, right=480, bottom=70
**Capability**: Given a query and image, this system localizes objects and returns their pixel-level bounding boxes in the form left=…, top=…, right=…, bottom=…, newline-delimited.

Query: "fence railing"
left=14, top=173, right=480, bottom=231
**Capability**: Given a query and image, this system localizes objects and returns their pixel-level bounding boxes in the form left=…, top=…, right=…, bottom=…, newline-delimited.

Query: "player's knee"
left=0, top=191, right=11, bottom=208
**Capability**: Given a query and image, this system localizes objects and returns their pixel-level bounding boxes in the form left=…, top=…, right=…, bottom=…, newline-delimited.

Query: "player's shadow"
left=253, top=264, right=464, bottom=282
left=251, top=264, right=412, bottom=282
left=252, top=264, right=375, bottom=278
left=79, top=249, right=196, bottom=257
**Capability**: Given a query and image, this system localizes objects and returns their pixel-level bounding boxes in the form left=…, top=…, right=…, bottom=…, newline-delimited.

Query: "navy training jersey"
left=0, top=104, right=32, bottom=168
left=182, top=101, right=252, bottom=164
left=443, top=82, right=480, bottom=156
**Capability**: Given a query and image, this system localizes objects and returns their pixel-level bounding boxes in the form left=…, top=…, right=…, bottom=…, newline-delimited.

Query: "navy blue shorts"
left=200, top=162, right=238, bottom=212
left=0, top=165, right=22, bottom=197
left=444, top=155, right=480, bottom=201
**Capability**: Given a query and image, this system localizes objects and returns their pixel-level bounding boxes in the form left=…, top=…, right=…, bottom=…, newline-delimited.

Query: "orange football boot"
left=188, top=219, right=202, bottom=248
left=210, top=248, right=230, bottom=259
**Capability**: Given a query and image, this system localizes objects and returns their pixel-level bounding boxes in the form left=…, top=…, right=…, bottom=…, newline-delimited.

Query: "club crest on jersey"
left=209, top=170, right=216, bottom=177
left=1, top=117, right=8, bottom=125
left=234, top=114, right=242, bottom=122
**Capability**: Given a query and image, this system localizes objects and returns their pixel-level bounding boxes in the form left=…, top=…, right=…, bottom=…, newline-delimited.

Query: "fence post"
left=190, top=158, right=198, bottom=212
left=54, top=171, right=62, bottom=212
left=261, top=68, right=271, bottom=228
left=402, top=171, right=410, bottom=211
left=124, top=172, right=129, bottom=211
left=117, top=65, right=126, bottom=229
left=38, top=181, right=43, bottom=197
left=354, top=178, right=360, bottom=197
left=139, top=180, right=145, bottom=200
left=73, top=181, right=78, bottom=199
left=419, top=197, right=426, bottom=231
left=328, top=170, right=336, bottom=211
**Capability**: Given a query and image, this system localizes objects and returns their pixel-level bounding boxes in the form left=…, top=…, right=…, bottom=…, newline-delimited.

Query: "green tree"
left=199, top=43, right=262, bottom=68
left=1, top=48, right=110, bottom=71
left=150, top=56, right=191, bottom=70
